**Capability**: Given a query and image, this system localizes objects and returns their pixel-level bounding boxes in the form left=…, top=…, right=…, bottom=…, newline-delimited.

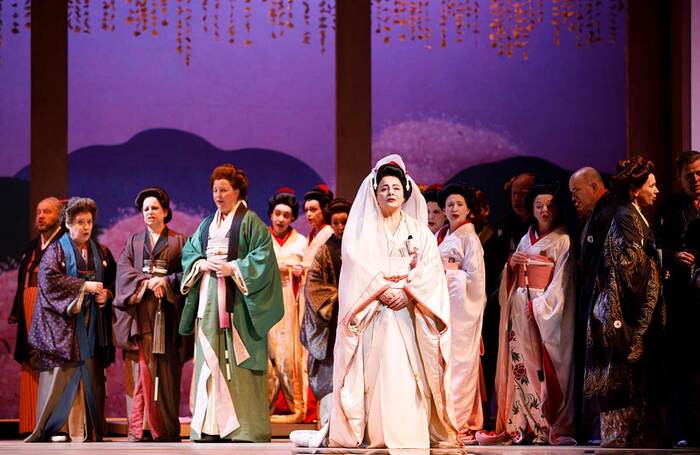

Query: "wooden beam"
left=626, top=0, right=691, bottom=196
left=30, top=0, right=68, bottom=234
left=335, top=0, right=372, bottom=199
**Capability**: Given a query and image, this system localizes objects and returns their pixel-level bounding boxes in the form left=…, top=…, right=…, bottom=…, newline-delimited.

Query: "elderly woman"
left=584, top=156, right=666, bottom=448
left=328, top=154, right=457, bottom=449
left=113, top=187, right=192, bottom=442
left=179, top=163, right=283, bottom=442
left=26, top=197, right=116, bottom=443
left=435, top=183, right=487, bottom=445
left=486, top=184, right=576, bottom=446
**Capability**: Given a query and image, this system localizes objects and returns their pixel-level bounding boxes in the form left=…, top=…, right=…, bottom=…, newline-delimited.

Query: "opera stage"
left=0, top=440, right=696, bottom=455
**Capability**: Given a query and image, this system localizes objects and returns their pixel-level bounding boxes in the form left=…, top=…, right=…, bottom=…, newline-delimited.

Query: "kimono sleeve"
left=164, top=234, right=186, bottom=305
left=39, top=242, right=85, bottom=316
left=611, top=210, right=662, bottom=361
left=178, top=221, right=207, bottom=336
left=461, top=234, right=487, bottom=307
left=114, top=235, right=148, bottom=309
left=403, top=226, right=450, bottom=332
left=305, top=244, right=338, bottom=321
left=234, top=212, right=284, bottom=337
left=531, top=234, right=575, bottom=339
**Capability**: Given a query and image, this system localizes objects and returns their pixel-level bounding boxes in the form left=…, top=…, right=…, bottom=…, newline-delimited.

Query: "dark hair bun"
left=268, top=188, right=300, bottom=220
left=135, top=187, right=172, bottom=224
left=611, top=156, right=654, bottom=201
left=439, top=183, right=475, bottom=212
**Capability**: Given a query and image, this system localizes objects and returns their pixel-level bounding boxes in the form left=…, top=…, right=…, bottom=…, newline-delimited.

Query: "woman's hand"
left=95, top=288, right=110, bottom=306
left=379, top=288, right=410, bottom=311
left=147, top=276, right=166, bottom=298
left=212, top=260, right=234, bottom=278
left=509, top=251, right=528, bottom=269
left=199, top=260, right=212, bottom=273
left=84, top=281, right=103, bottom=294
left=202, top=259, right=228, bottom=276
left=291, top=264, right=304, bottom=278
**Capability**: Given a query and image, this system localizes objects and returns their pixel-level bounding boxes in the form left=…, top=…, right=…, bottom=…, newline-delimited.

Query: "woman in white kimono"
left=267, top=189, right=308, bottom=423
left=435, top=184, right=487, bottom=445
left=481, top=184, right=576, bottom=446
left=328, top=155, right=458, bottom=449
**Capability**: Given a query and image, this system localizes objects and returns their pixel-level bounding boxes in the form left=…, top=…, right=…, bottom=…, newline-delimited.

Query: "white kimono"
left=268, top=228, right=308, bottom=422
left=437, top=222, right=487, bottom=432
left=494, top=226, right=575, bottom=444
left=329, top=154, right=458, bottom=449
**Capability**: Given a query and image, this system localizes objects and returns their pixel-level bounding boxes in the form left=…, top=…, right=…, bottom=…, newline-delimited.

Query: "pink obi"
left=515, top=254, right=555, bottom=289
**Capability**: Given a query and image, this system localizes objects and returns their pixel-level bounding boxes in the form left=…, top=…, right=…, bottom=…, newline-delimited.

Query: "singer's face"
left=376, top=176, right=404, bottom=216
left=445, top=194, right=470, bottom=230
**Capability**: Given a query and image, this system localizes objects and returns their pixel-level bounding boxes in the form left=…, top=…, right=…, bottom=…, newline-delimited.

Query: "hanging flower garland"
left=0, top=0, right=625, bottom=66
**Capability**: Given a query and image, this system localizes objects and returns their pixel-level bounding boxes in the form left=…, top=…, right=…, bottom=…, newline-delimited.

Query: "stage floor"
left=0, top=440, right=697, bottom=454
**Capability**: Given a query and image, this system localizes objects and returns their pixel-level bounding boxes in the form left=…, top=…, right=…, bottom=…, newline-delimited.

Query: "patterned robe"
left=268, top=227, right=307, bottom=422
left=26, top=234, right=116, bottom=442
left=584, top=203, right=666, bottom=447
left=495, top=226, right=575, bottom=444
left=301, top=235, right=341, bottom=408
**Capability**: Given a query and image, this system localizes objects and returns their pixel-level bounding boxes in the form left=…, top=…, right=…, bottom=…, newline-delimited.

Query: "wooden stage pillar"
left=29, top=0, right=69, bottom=234
left=627, top=0, right=691, bottom=196
left=335, top=0, right=372, bottom=199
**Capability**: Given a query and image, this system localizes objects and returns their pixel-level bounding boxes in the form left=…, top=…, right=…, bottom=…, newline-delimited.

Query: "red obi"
left=515, top=254, right=555, bottom=289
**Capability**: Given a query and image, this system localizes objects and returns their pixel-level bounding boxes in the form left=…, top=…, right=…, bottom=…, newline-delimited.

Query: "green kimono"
left=180, top=204, right=283, bottom=441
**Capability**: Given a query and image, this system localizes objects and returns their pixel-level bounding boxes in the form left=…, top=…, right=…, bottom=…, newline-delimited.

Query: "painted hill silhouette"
left=0, top=177, right=29, bottom=261
left=13, top=127, right=325, bottom=225
left=447, top=156, right=574, bottom=221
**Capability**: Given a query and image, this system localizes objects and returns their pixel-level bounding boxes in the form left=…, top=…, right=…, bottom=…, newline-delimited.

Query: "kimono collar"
left=145, top=226, right=169, bottom=258
left=436, top=225, right=449, bottom=246
left=437, top=220, right=472, bottom=246
left=270, top=226, right=294, bottom=246
left=308, top=224, right=328, bottom=244
left=528, top=225, right=552, bottom=245
left=215, top=200, right=246, bottom=227
left=40, top=226, right=62, bottom=250
left=58, top=232, right=104, bottom=281
left=631, top=201, right=649, bottom=227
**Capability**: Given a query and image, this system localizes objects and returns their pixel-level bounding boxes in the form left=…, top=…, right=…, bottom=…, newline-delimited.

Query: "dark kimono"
left=573, top=191, right=619, bottom=439
left=26, top=233, right=116, bottom=442
left=114, top=228, right=192, bottom=441
left=10, top=228, right=62, bottom=434
left=584, top=203, right=666, bottom=447
left=301, top=234, right=341, bottom=410
left=653, top=192, right=700, bottom=444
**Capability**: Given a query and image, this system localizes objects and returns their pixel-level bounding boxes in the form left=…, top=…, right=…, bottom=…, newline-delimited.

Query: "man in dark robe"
left=9, top=197, right=63, bottom=435
left=300, top=198, right=350, bottom=432
left=114, top=188, right=192, bottom=442
left=653, top=150, right=700, bottom=448
left=678, top=216, right=700, bottom=448
left=26, top=197, right=116, bottom=443
left=569, top=167, right=619, bottom=443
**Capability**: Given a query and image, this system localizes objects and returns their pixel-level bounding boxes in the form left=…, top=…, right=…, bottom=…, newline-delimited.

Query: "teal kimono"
left=180, top=204, right=283, bottom=441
